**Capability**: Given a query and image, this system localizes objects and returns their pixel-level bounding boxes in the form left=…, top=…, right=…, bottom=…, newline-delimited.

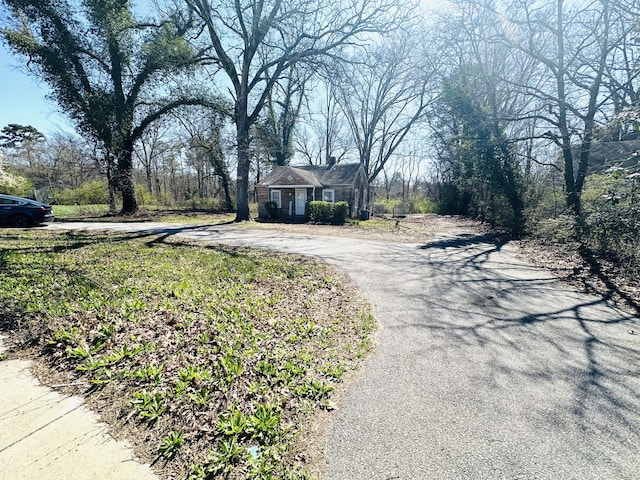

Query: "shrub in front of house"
left=306, top=201, right=331, bottom=223
left=306, top=201, right=349, bottom=225
left=264, top=200, right=279, bottom=219
left=332, top=201, right=349, bottom=224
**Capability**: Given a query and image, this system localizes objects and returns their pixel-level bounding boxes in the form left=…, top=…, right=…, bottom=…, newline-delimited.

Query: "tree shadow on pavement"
left=421, top=232, right=508, bottom=251
left=401, top=234, right=640, bottom=468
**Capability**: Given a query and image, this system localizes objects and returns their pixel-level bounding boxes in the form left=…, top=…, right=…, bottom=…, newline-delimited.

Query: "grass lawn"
left=51, top=204, right=451, bottom=243
left=52, top=204, right=238, bottom=225
left=0, top=229, right=375, bottom=479
left=52, top=203, right=112, bottom=218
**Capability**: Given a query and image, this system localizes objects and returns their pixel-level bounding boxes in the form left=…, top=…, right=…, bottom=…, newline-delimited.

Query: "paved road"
left=44, top=222, right=640, bottom=479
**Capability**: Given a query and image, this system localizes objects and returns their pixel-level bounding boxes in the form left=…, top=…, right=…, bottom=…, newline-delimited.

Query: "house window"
left=270, top=190, right=282, bottom=208
left=322, top=189, right=335, bottom=203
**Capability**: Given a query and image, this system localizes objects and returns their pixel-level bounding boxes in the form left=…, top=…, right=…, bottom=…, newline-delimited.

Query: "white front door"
left=295, top=189, right=307, bottom=216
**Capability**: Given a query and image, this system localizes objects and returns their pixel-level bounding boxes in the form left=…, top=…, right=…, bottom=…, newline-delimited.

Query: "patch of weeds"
left=66, top=345, right=91, bottom=360
left=77, top=343, right=144, bottom=371
left=1, top=231, right=377, bottom=480
left=246, top=444, right=287, bottom=479
left=131, top=391, right=167, bottom=421
left=322, top=363, right=347, bottom=380
left=76, top=357, right=107, bottom=372
left=297, top=320, right=323, bottom=337
left=217, top=410, right=248, bottom=436
left=179, top=365, right=211, bottom=384
left=158, top=429, right=184, bottom=459
left=247, top=404, right=282, bottom=442
left=50, top=326, right=82, bottom=347
left=247, top=379, right=270, bottom=398
left=96, top=323, right=116, bottom=341
left=294, top=378, right=334, bottom=401
left=107, top=344, right=144, bottom=362
left=357, top=338, right=374, bottom=357
left=189, top=386, right=215, bottom=407
left=90, top=367, right=116, bottom=385
left=196, top=436, right=245, bottom=478
left=256, top=360, right=278, bottom=378
left=130, top=363, right=164, bottom=384
left=220, top=349, right=244, bottom=384
left=281, top=360, right=306, bottom=378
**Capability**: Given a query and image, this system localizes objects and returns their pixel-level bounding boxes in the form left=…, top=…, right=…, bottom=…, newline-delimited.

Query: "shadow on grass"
left=55, top=209, right=235, bottom=224
left=0, top=224, right=239, bottom=335
left=577, top=244, right=640, bottom=316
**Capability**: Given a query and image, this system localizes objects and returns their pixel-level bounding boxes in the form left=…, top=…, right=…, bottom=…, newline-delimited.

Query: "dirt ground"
left=248, top=213, right=490, bottom=243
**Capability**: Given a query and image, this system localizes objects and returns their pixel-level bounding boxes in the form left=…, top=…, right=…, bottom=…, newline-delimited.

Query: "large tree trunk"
left=106, top=151, right=118, bottom=214
left=275, top=152, right=287, bottom=166
left=222, top=177, right=233, bottom=212
left=235, top=120, right=251, bottom=222
left=218, top=167, right=233, bottom=212
left=506, top=189, right=525, bottom=236
left=118, top=149, right=138, bottom=214
left=560, top=135, right=580, bottom=216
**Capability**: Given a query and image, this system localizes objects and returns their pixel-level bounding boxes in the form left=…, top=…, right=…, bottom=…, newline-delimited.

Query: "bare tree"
left=173, top=107, right=234, bottom=210
left=297, top=78, right=352, bottom=165
left=184, top=0, right=407, bottom=221
left=134, top=122, right=174, bottom=196
left=397, top=140, right=424, bottom=202
left=46, top=133, right=99, bottom=190
left=335, top=29, right=438, bottom=185
left=499, top=0, right=639, bottom=216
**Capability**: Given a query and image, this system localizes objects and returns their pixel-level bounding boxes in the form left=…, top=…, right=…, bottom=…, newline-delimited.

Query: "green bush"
left=264, top=201, right=279, bottom=219
left=374, top=198, right=401, bottom=214
left=407, top=196, right=437, bottom=214
left=529, top=171, right=640, bottom=281
left=305, top=201, right=349, bottom=225
left=186, top=196, right=224, bottom=211
left=332, top=201, right=349, bottom=224
left=375, top=196, right=436, bottom=215
left=135, top=184, right=152, bottom=207
left=532, top=214, right=579, bottom=245
left=53, top=180, right=109, bottom=205
left=580, top=172, right=640, bottom=276
left=306, top=201, right=332, bottom=223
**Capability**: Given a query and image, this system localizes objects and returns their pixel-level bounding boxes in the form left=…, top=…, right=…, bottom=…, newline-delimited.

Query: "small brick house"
left=256, top=161, right=369, bottom=219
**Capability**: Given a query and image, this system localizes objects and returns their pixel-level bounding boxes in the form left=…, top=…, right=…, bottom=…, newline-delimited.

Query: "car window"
left=0, top=199, right=18, bottom=205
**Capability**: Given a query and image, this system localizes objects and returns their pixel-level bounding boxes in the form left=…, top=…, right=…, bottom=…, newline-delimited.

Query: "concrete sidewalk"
left=0, top=335, right=158, bottom=480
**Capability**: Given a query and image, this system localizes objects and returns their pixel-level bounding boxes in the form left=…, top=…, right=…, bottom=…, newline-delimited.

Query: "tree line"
left=1, top=0, right=639, bottom=240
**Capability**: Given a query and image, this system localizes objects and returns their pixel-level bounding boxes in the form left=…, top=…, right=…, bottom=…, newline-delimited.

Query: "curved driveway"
left=46, top=222, right=640, bottom=479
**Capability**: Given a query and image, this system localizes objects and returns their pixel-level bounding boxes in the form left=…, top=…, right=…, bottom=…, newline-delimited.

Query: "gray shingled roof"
left=258, top=163, right=362, bottom=187
left=586, top=140, right=640, bottom=172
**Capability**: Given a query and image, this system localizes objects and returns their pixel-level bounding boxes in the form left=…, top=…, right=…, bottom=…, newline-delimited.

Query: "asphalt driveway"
left=44, top=222, right=640, bottom=479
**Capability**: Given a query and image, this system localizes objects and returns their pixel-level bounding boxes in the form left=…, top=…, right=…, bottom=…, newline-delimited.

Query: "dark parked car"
left=0, top=194, right=55, bottom=227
